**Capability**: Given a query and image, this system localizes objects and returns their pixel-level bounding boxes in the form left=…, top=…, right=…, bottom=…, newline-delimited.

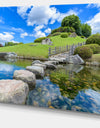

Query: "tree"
left=0, top=44, right=3, bottom=47
left=5, top=42, right=17, bottom=46
left=19, top=42, right=23, bottom=45
left=61, top=14, right=82, bottom=35
left=81, top=23, right=91, bottom=38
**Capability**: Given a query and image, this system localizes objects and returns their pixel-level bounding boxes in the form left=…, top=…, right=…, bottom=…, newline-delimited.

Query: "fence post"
left=66, top=45, right=68, bottom=51
left=55, top=47, right=56, bottom=54
left=48, top=47, right=51, bottom=57
left=59, top=47, right=61, bottom=53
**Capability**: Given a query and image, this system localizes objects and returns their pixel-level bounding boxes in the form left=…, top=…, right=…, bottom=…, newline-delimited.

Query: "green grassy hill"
left=0, top=35, right=86, bottom=58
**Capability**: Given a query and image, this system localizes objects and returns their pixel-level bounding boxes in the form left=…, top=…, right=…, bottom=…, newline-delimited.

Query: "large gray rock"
left=66, top=54, right=84, bottom=65
left=49, top=57, right=66, bottom=63
left=32, top=63, right=46, bottom=69
left=44, top=61, right=57, bottom=69
left=32, top=60, right=43, bottom=65
left=44, top=61, right=59, bottom=65
left=41, top=38, right=53, bottom=45
left=13, top=70, right=36, bottom=87
left=32, top=60, right=58, bottom=69
left=26, top=66, right=44, bottom=78
left=5, top=52, right=17, bottom=58
left=0, top=80, right=29, bottom=104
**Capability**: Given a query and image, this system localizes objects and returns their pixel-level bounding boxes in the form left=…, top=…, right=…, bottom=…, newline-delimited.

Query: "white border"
left=0, top=0, right=100, bottom=6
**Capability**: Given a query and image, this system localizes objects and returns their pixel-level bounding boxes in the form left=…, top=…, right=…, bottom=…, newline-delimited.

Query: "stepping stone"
left=0, top=80, right=29, bottom=104
left=13, top=70, right=36, bottom=88
left=26, top=66, right=44, bottom=79
left=32, top=63, right=46, bottom=69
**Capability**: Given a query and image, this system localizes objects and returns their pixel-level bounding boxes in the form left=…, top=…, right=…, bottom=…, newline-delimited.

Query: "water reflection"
left=0, top=60, right=100, bottom=114
left=0, top=62, right=24, bottom=79
left=27, top=64, right=100, bottom=114
left=27, top=77, right=100, bottom=114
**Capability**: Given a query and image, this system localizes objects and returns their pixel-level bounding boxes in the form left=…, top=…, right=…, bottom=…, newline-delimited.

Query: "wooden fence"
left=48, top=42, right=86, bottom=57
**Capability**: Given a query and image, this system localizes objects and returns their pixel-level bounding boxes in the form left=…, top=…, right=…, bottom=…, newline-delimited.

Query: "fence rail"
left=48, top=42, right=86, bottom=57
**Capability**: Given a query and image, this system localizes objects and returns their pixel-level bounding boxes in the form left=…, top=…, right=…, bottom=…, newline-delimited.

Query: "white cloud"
left=0, top=17, right=4, bottom=24
left=57, top=9, right=79, bottom=23
left=0, top=32, right=14, bottom=44
left=17, top=6, right=79, bottom=39
left=87, top=12, right=100, bottom=34
left=20, top=32, right=28, bottom=38
left=12, top=40, right=19, bottom=44
left=34, top=31, right=46, bottom=38
left=34, top=25, right=44, bottom=31
left=44, top=28, right=51, bottom=34
left=12, top=27, right=24, bottom=32
left=17, top=6, right=79, bottom=26
left=17, top=6, right=31, bottom=19
left=87, top=3, right=100, bottom=8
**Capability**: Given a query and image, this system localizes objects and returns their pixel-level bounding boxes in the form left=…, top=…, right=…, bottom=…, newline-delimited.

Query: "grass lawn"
left=91, top=54, right=100, bottom=62
left=0, top=36, right=86, bottom=58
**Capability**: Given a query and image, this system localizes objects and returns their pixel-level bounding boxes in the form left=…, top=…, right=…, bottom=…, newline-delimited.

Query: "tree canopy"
left=61, top=14, right=92, bottom=37
left=81, top=23, right=91, bottom=38
left=61, top=14, right=82, bottom=35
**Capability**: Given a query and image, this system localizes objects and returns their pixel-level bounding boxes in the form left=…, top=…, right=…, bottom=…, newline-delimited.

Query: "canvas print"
left=0, top=4, right=100, bottom=114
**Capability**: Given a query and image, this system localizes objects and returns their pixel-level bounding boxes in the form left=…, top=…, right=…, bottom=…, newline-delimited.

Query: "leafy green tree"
left=81, top=23, right=91, bottom=38
left=61, top=14, right=82, bottom=35
left=0, top=44, right=3, bottom=47
left=5, top=42, right=17, bottom=46
left=19, top=42, right=23, bottom=45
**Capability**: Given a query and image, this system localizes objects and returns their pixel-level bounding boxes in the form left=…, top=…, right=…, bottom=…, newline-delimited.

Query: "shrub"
left=51, top=26, right=75, bottom=34
left=52, top=32, right=61, bottom=36
left=68, top=32, right=71, bottom=36
left=18, top=42, right=24, bottom=45
left=86, top=44, right=100, bottom=54
left=81, top=35, right=85, bottom=38
left=86, top=33, right=100, bottom=45
left=60, top=33, right=68, bottom=38
left=34, top=37, right=46, bottom=43
left=74, top=46, right=93, bottom=59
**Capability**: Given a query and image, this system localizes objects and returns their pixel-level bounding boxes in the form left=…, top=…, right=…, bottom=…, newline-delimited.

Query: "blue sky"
left=0, top=3, right=100, bottom=44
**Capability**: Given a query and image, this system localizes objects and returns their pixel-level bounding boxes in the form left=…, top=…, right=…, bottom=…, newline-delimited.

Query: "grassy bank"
left=0, top=36, right=86, bottom=58
left=90, top=54, right=100, bottom=62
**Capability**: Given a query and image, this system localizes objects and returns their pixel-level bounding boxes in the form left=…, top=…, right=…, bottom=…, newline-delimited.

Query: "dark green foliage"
left=34, top=37, right=47, bottom=43
left=61, top=14, right=82, bottom=35
left=86, top=33, right=100, bottom=45
left=0, top=44, right=3, bottom=47
left=68, top=32, right=71, bottom=36
left=50, top=68, right=100, bottom=99
left=81, top=35, right=85, bottom=38
left=51, top=32, right=61, bottom=36
left=18, top=42, right=24, bottom=45
left=81, top=23, right=92, bottom=38
left=5, top=42, right=18, bottom=46
left=86, top=44, right=100, bottom=54
left=51, top=26, right=75, bottom=34
left=74, top=46, right=93, bottom=59
left=60, top=33, right=68, bottom=38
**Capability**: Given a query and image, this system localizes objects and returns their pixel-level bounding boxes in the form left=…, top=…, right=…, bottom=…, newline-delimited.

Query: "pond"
left=0, top=59, right=100, bottom=114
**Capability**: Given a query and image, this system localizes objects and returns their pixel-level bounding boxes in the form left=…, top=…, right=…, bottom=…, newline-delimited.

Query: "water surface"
left=0, top=59, right=100, bottom=114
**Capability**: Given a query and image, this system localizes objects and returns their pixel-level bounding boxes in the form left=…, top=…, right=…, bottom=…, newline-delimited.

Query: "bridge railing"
left=48, top=42, right=86, bottom=57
